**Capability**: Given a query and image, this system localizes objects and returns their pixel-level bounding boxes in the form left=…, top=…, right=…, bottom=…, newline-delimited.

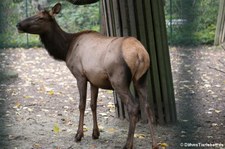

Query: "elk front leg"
left=90, top=84, right=100, bottom=139
left=75, top=78, right=87, bottom=142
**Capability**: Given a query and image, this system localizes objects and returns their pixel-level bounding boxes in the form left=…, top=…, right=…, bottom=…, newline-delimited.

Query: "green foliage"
left=0, top=0, right=100, bottom=48
left=55, top=2, right=100, bottom=33
left=165, top=0, right=219, bottom=45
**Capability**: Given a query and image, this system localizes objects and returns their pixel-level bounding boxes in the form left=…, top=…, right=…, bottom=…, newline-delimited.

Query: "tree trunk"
left=214, top=0, right=225, bottom=45
left=102, top=0, right=177, bottom=124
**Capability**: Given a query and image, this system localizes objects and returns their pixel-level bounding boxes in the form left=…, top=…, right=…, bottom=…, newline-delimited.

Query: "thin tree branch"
left=219, top=59, right=225, bottom=67
left=208, top=65, right=225, bottom=74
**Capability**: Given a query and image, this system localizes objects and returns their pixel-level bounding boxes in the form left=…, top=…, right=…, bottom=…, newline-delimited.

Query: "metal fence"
left=0, top=0, right=44, bottom=48
left=0, top=0, right=220, bottom=48
left=0, top=0, right=99, bottom=48
left=165, top=0, right=219, bottom=45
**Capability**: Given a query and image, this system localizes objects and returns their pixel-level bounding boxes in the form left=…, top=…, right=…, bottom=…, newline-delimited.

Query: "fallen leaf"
left=134, top=133, right=145, bottom=139
left=8, top=135, right=16, bottom=140
left=53, top=123, right=60, bottom=133
left=23, top=107, right=33, bottom=112
left=98, top=125, right=104, bottom=132
left=181, top=130, right=186, bottom=134
left=99, top=112, right=108, bottom=116
left=208, top=108, right=214, bottom=111
left=83, top=125, right=88, bottom=132
left=48, top=90, right=54, bottom=95
left=32, top=143, right=42, bottom=149
left=212, top=95, right=218, bottom=98
left=13, top=102, right=21, bottom=109
left=207, top=111, right=212, bottom=114
left=207, top=136, right=213, bottom=139
left=181, top=134, right=186, bottom=138
left=63, top=106, right=69, bottom=109
left=41, top=109, right=49, bottom=112
left=107, top=128, right=117, bottom=133
left=106, top=90, right=113, bottom=94
left=211, top=123, right=218, bottom=127
left=23, top=95, right=33, bottom=99
left=214, top=109, right=221, bottom=113
left=204, top=84, right=211, bottom=88
left=159, top=143, right=169, bottom=149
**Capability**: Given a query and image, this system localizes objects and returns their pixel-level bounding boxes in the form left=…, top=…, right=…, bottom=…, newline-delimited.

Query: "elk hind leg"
left=116, top=89, right=139, bottom=149
left=134, top=73, right=158, bottom=148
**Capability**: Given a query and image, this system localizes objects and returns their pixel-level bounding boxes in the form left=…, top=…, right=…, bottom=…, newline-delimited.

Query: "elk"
left=16, top=3, right=159, bottom=149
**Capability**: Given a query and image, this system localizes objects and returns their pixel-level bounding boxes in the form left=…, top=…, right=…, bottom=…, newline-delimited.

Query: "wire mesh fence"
left=165, top=0, right=219, bottom=45
left=0, top=0, right=100, bottom=48
left=0, top=0, right=221, bottom=48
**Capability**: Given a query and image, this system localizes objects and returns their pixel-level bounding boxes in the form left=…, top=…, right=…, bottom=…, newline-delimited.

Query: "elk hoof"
left=152, top=145, right=159, bottom=149
left=152, top=143, right=161, bottom=149
left=92, top=129, right=100, bottom=139
left=75, top=132, right=84, bottom=142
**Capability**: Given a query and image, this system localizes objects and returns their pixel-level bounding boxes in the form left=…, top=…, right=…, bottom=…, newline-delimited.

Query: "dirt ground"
left=0, top=46, right=224, bottom=149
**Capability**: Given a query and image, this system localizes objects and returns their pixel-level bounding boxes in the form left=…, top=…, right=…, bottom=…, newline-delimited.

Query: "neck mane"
left=40, top=20, right=74, bottom=61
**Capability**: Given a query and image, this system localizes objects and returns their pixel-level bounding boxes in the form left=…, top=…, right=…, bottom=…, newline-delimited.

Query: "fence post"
left=214, top=0, right=225, bottom=45
left=25, top=0, right=29, bottom=47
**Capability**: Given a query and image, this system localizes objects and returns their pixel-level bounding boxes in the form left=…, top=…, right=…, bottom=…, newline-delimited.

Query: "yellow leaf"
left=107, top=128, right=117, bottom=133
left=13, top=102, right=21, bottom=109
left=53, top=123, right=60, bottom=133
left=32, top=143, right=41, bottom=149
left=106, top=90, right=113, bottom=94
left=215, top=110, right=221, bottom=113
left=83, top=125, right=88, bottom=132
left=134, top=133, right=146, bottom=139
left=159, top=142, right=169, bottom=149
left=48, top=90, right=54, bottom=95
left=107, top=102, right=115, bottom=108
left=23, top=95, right=33, bottom=99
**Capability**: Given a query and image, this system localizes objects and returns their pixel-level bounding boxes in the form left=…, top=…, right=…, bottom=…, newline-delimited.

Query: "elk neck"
left=40, top=20, right=74, bottom=61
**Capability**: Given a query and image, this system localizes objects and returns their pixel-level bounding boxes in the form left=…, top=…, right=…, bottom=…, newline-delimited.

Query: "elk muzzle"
left=16, top=23, right=25, bottom=33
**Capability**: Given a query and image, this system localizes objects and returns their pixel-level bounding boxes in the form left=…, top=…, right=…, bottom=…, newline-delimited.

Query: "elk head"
left=16, top=3, right=62, bottom=34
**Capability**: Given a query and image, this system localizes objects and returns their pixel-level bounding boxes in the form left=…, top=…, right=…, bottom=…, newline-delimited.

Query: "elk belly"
left=85, top=70, right=112, bottom=89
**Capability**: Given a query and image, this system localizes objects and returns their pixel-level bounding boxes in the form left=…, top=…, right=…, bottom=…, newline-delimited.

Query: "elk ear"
left=50, top=3, right=61, bottom=16
left=37, top=4, right=43, bottom=11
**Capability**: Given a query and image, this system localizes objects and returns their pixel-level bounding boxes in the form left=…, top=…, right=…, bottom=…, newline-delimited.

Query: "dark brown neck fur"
left=40, top=19, right=74, bottom=61
left=39, top=19, right=96, bottom=61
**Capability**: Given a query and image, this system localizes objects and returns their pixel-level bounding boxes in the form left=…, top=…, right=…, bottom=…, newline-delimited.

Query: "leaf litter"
left=0, top=47, right=224, bottom=148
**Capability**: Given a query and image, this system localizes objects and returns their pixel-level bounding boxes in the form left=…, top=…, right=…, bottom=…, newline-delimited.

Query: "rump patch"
left=121, top=37, right=150, bottom=80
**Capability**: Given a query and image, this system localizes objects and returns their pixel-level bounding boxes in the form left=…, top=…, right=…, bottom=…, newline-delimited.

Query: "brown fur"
left=122, top=37, right=150, bottom=81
